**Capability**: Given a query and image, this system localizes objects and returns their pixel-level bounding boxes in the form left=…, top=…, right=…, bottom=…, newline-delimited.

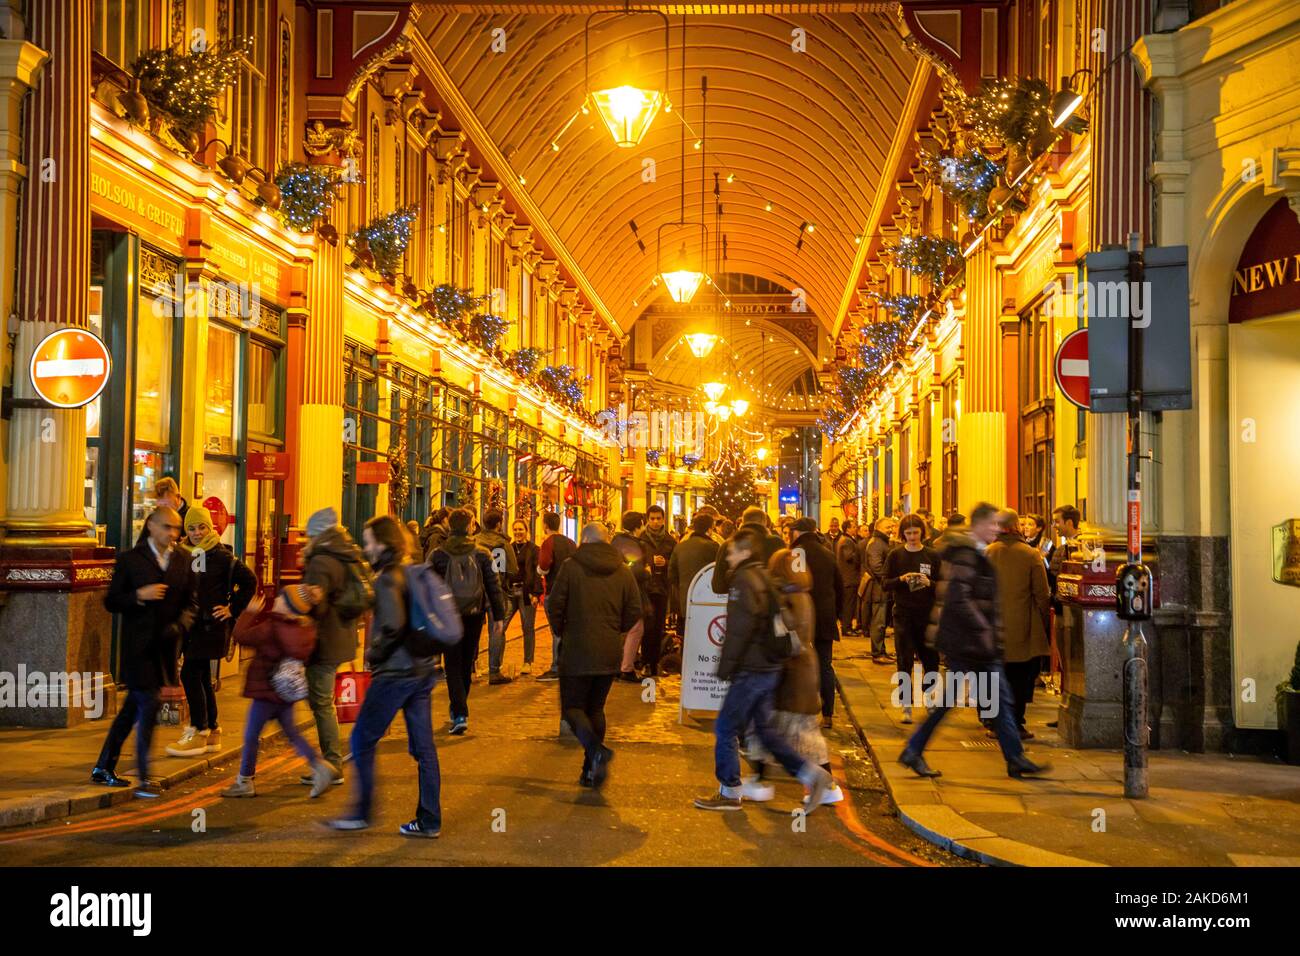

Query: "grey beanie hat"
left=306, top=507, right=339, bottom=538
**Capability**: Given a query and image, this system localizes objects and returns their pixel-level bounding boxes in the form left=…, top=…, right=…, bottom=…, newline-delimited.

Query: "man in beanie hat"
left=164, top=504, right=256, bottom=757
left=300, top=506, right=372, bottom=784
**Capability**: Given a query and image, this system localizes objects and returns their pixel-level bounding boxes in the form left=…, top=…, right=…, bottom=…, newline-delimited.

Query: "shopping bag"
left=334, top=663, right=370, bottom=724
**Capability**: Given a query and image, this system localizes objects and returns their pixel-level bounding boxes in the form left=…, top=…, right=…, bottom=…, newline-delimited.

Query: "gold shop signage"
left=89, top=162, right=186, bottom=254
left=1230, top=197, right=1300, bottom=323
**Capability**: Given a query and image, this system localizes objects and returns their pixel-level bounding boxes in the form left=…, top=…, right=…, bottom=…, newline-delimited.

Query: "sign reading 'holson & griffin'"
left=1230, top=197, right=1300, bottom=323
left=29, top=328, right=111, bottom=408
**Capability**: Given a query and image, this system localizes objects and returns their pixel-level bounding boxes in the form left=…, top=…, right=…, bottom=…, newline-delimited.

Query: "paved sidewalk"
left=0, top=613, right=551, bottom=830
left=833, top=641, right=1300, bottom=866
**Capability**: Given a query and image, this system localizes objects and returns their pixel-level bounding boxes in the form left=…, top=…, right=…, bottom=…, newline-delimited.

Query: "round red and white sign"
left=1053, top=328, right=1090, bottom=410
left=28, top=328, right=111, bottom=409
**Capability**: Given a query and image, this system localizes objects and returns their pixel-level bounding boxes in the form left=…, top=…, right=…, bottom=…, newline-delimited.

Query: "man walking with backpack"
left=328, top=515, right=453, bottom=837
left=475, top=509, right=518, bottom=685
left=694, top=528, right=833, bottom=812
left=430, top=508, right=506, bottom=735
left=301, top=507, right=374, bottom=786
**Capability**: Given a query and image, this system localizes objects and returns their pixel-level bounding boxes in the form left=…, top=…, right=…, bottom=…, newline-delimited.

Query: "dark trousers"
left=894, top=609, right=939, bottom=700
left=559, top=674, right=615, bottom=769
left=349, top=674, right=441, bottom=828
left=443, top=613, right=484, bottom=721
left=903, top=659, right=1023, bottom=763
left=814, top=639, right=836, bottom=717
left=96, top=686, right=161, bottom=781
left=179, top=655, right=218, bottom=730
left=1004, top=658, right=1040, bottom=728
left=839, top=584, right=859, bottom=632
left=642, top=591, right=669, bottom=675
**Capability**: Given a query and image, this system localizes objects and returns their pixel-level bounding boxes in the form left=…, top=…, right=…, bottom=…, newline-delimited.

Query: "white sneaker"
left=739, top=775, right=775, bottom=802
left=166, top=726, right=207, bottom=757
left=818, top=783, right=845, bottom=806
left=521, top=662, right=532, bottom=675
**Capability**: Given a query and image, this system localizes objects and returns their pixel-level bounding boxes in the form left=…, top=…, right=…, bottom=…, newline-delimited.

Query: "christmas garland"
left=349, top=204, right=418, bottom=277
left=873, top=293, right=925, bottom=326
left=963, top=76, right=1059, bottom=154
left=467, top=313, right=508, bottom=354
left=503, top=347, right=545, bottom=379
left=645, top=449, right=661, bottom=467
left=537, top=365, right=585, bottom=411
left=131, top=37, right=253, bottom=139
left=273, top=163, right=341, bottom=232
left=428, top=284, right=477, bottom=328
left=925, top=150, right=1004, bottom=221
left=890, top=235, right=963, bottom=285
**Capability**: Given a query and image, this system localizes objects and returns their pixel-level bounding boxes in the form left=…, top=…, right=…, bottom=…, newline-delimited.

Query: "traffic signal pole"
left=1120, top=230, right=1150, bottom=799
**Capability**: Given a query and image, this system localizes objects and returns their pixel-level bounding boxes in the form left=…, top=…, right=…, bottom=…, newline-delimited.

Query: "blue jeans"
left=348, top=674, right=441, bottom=828
left=713, top=670, right=809, bottom=788
left=96, top=686, right=160, bottom=781
left=902, top=659, right=1024, bottom=763
left=240, top=698, right=318, bottom=777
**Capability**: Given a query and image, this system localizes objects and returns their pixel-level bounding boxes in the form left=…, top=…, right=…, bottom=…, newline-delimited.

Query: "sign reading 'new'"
left=1230, top=197, right=1300, bottom=324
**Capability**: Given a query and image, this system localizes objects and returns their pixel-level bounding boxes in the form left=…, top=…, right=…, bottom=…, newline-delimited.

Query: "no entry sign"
left=202, top=496, right=231, bottom=536
left=29, top=328, right=111, bottom=408
left=1054, top=328, right=1090, bottom=410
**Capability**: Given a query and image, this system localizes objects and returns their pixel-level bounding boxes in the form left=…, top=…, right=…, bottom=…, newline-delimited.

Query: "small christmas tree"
left=705, top=442, right=759, bottom=520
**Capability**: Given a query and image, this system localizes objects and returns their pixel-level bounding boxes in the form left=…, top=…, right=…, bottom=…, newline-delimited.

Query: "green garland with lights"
left=924, top=150, right=1004, bottom=221
left=890, top=235, right=963, bottom=285
left=504, top=347, right=545, bottom=379
left=428, top=284, right=478, bottom=328
left=273, top=163, right=341, bottom=232
left=467, top=313, right=508, bottom=354
left=349, top=204, right=418, bottom=277
left=963, top=77, right=1063, bottom=154
left=131, top=38, right=253, bottom=140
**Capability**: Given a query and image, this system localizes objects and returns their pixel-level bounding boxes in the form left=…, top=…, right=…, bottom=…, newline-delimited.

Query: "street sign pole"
left=1121, top=230, right=1150, bottom=799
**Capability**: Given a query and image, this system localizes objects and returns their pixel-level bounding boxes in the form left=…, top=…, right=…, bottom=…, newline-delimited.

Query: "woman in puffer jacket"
left=221, top=584, right=335, bottom=799
left=741, top=548, right=845, bottom=807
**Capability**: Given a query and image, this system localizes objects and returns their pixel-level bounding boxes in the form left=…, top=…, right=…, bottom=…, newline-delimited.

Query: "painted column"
left=0, top=1, right=117, bottom=728
left=956, top=240, right=1006, bottom=511
left=296, top=204, right=345, bottom=522
left=5, top=0, right=92, bottom=547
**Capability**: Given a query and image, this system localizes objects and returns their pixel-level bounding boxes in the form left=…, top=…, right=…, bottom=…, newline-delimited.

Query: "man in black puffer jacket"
left=694, top=528, right=833, bottom=812
left=94, top=507, right=197, bottom=797
left=898, top=503, right=1050, bottom=781
left=710, top=506, right=783, bottom=595
left=546, top=523, right=643, bottom=788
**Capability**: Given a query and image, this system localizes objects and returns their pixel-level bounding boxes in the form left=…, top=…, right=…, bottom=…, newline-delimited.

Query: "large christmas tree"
left=705, top=442, right=759, bottom=519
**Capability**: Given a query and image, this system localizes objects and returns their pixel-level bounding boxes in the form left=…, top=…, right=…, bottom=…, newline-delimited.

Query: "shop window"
left=231, top=0, right=268, bottom=172
left=1019, top=306, right=1054, bottom=521
left=85, top=286, right=106, bottom=532
left=93, top=0, right=149, bottom=68
left=884, top=444, right=894, bottom=517
left=438, top=385, right=476, bottom=510
left=479, top=403, right=509, bottom=513
left=342, top=344, right=380, bottom=540
left=247, top=340, right=280, bottom=438
left=917, top=394, right=932, bottom=513
left=205, top=323, right=240, bottom=457
left=942, top=376, right=959, bottom=515
left=134, top=291, right=173, bottom=447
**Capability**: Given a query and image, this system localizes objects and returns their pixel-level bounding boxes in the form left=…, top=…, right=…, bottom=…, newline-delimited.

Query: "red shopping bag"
left=334, top=664, right=370, bottom=724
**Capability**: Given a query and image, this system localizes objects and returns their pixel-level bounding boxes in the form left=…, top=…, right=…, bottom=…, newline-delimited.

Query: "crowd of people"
left=90, top=474, right=1090, bottom=834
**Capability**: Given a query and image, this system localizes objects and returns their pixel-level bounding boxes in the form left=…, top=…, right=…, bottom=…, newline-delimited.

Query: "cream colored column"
left=4, top=2, right=94, bottom=546
left=296, top=209, right=346, bottom=521
left=956, top=242, right=1006, bottom=511
left=0, top=38, right=48, bottom=530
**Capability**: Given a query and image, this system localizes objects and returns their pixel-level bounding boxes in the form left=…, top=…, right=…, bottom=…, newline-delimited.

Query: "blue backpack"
left=405, top=562, right=464, bottom=657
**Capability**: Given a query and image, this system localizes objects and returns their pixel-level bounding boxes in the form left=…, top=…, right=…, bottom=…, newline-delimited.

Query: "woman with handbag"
left=166, top=505, right=257, bottom=758
left=221, top=585, right=336, bottom=798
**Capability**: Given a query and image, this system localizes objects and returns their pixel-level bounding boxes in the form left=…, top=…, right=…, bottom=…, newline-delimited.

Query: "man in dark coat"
left=710, top=506, right=783, bottom=594
left=536, top=510, right=576, bottom=681
left=834, top=519, right=862, bottom=635
left=611, top=510, right=654, bottom=681
left=668, top=513, right=718, bottom=621
left=546, top=523, right=643, bottom=788
left=302, top=507, right=369, bottom=783
left=475, top=509, right=519, bottom=685
left=694, top=528, right=833, bottom=812
left=861, top=518, right=895, bottom=663
left=791, top=517, right=843, bottom=727
left=640, top=504, right=675, bottom=677
left=94, top=506, right=197, bottom=797
left=898, top=503, right=1050, bottom=781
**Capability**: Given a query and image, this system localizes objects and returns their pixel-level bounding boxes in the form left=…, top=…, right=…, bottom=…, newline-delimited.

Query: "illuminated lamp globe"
left=591, top=86, right=663, bottom=148
left=702, top=381, right=727, bottom=402
left=755, top=447, right=769, bottom=461
left=684, top=332, right=718, bottom=359
left=729, top=398, right=749, bottom=417
left=661, top=244, right=704, bottom=303
left=702, top=401, right=719, bottom=415
left=714, top=404, right=733, bottom=422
